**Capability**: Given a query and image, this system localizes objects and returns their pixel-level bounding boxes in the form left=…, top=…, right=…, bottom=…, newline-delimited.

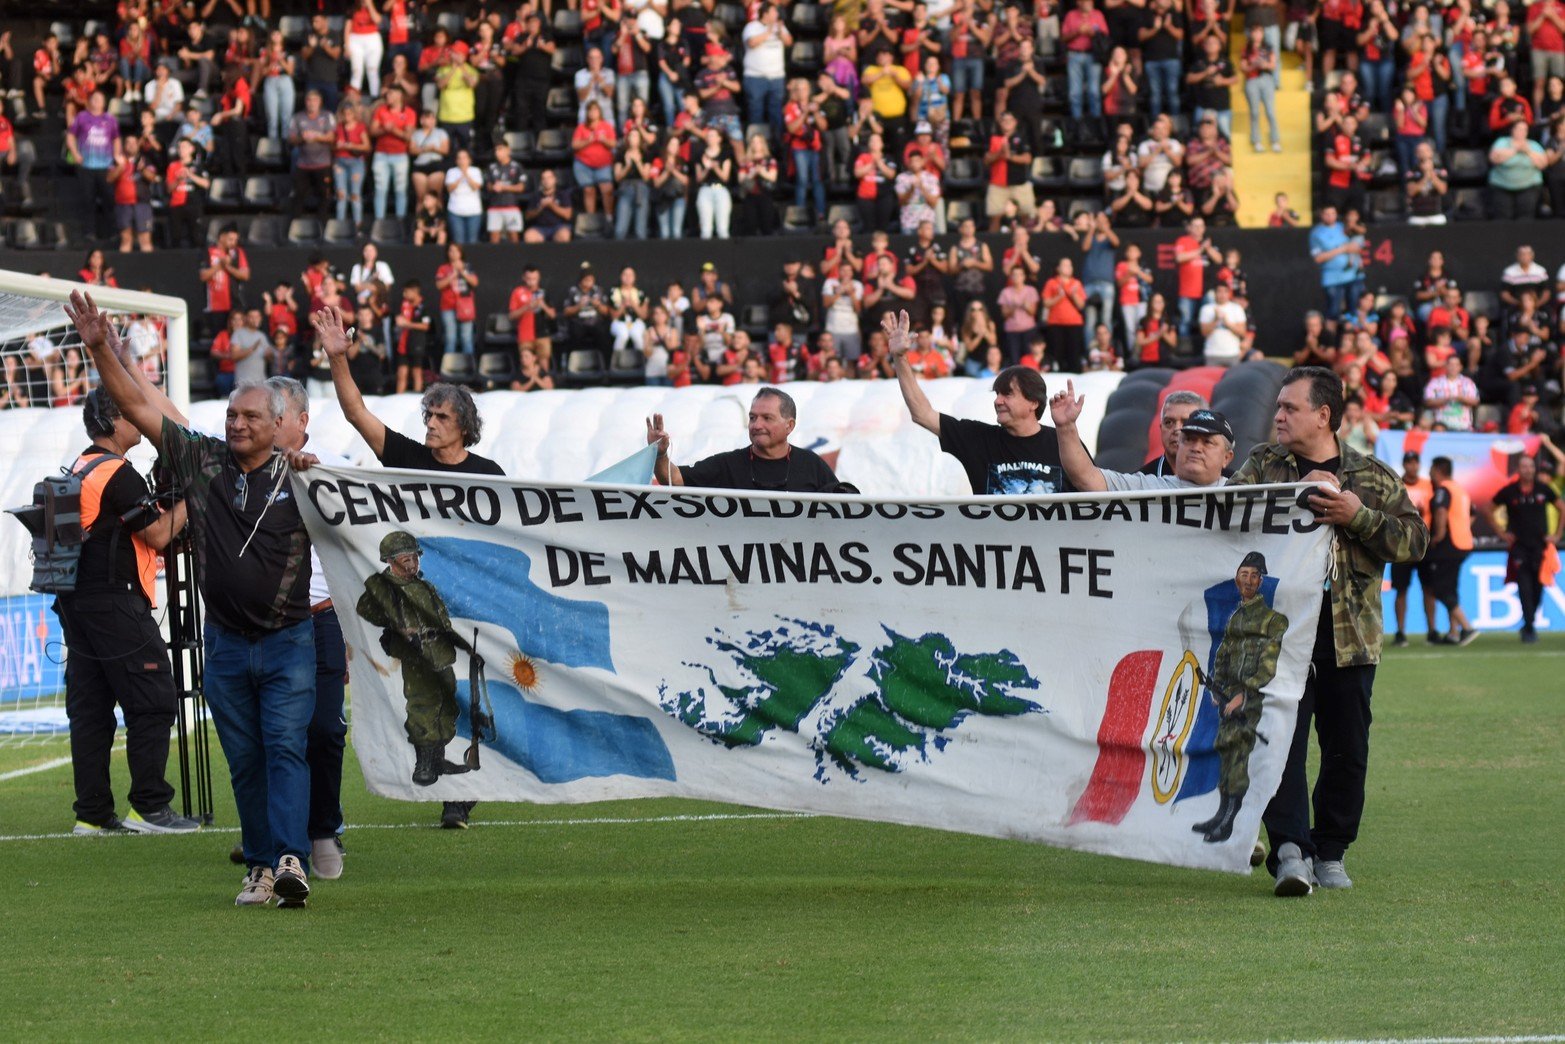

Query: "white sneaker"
left=1314, top=858, right=1353, bottom=889
left=273, top=854, right=311, bottom=907
left=311, top=836, right=345, bottom=880
left=236, top=866, right=274, bottom=906
left=1273, top=842, right=1314, bottom=897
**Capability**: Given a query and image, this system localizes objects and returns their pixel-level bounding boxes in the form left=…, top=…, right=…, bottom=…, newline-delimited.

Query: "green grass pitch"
left=0, top=637, right=1561, bottom=1041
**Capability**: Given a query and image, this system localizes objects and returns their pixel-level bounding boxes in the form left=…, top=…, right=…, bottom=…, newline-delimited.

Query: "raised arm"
left=63, top=291, right=168, bottom=449
left=645, top=412, right=685, bottom=486
left=884, top=309, right=940, bottom=434
left=312, top=304, right=387, bottom=457
left=1048, top=378, right=1107, bottom=491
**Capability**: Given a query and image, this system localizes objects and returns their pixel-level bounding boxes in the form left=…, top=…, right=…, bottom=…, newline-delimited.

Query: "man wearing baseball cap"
left=1050, top=382, right=1236, bottom=490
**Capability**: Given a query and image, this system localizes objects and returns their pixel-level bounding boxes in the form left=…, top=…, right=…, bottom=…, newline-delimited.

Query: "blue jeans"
left=1448, top=43, right=1468, bottom=111
left=743, top=75, right=786, bottom=134
left=308, top=608, right=347, bottom=841
left=1427, top=93, right=1449, bottom=156
left=617, top=70, right=650, bottom=122
left=1067, top=52, right=1102, bottom=119
left=1083, top=279, right=1116, bottom=346
left=263, top=75, right=296, bottom=142
left=334, top=156, right=365, bottom=224
left=442, top=309, right=475, bottom=353
left=449, top=211, right=481, bottom=244
left=1177, top=295, right=1200, bottom=338
left=1360, top=56, right=1394, bottom=112
left=203, top=619, right=315, bottom=871
left=952, top=57, right=986, bottom=95
left=615, top=179, right=650, bottom=239
left=1246, top=75, right=1280, bottom=146
left=372, top=151, right=409, bottom=219
left=1323, top=281, right=1354, bottom=322
left=1145, top=58, right=1181, bottom=116
left=657, top=196, right=686, bottom=239
left=793, top=148, right=825, bottom=218
left=657, top=74, right=683, bottom=123
left=1195, top=106, right=1232, bottom=140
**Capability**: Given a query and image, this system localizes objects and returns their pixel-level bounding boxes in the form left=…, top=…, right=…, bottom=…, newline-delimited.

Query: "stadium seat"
left=741, top=303, right=770, bottom=338
left=561, top=348, right=607, bottom=386
left=205, top=216, right=234, bottom=245
left=546, top=88, right=576, bottom=124
left=439, top=352, right=478, bottom=385
left=947, top=199, right=974, bottom=227
left=715, top=3, right=745, bottom=34
left=187, top=357, right=216, bottom=401
left=789, top=41, right=823, bottom=74
left=1067, top=157, right=1104, bottom=192
left=278, top=15, right=309, bottom=46
left=49, top=21, right=76, bottom=48
left=7, top=219, right=40, bottom=250
left=1360, top=113, right=1392, bottom=147
left=574, top=212, right=609, bottom=240
left=608, top=348, right=647, bottom=384
left=108, top=98, right=135, bottom=126
left=242, top=176, right=279, bottom=210
left=1369, top=189, right=1407, bottom=223
left=207, top=177, right=243, bottom=212
left=788, top=3, right=826, bottom=34
left=246, top=216, right=283, bottom=247
left=436, top=11, right=465, bottom=35
left=504, top=131, right=536, bottom=162
left=484, top=313, right=514, bottom=347
left=1450, top=187, right=1485, bottom=221
left=826, top=203, right=861, bottom=232
left=554, top=8, right=583, bottom=38
left=1031, top=156, right=1067, bottom=191
left=1463, top=290, right=1499, bottom=319
left=287, top=217, right=322, bottom=246
left=782, top=205, right=816, bottom=234
left=1474, top=404, right=1503, bottom=431
left=324, top=219, right=358, bottom=245
left=1067, top=197, right=1104, bottom=220
left=478, top=351, right=518, bottom=389
left=745, top=124, right=772, bottom=145
left=553, top=45, right=585, bottom=81
left=1373, top=292, right=1409, bottom=314
left=370, top=217, right=406, bottom=245
left=944, top=157, right=983, bottom=191
left=1447, top=149, right=1488, bottom=186
left=253, top=137, right=287, bottom=171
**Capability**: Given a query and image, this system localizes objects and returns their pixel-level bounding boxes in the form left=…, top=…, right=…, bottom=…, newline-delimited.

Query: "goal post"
left=0, top=268, right=192, bottom=412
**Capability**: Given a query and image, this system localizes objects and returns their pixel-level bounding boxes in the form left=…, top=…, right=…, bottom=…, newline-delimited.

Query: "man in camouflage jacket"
left=1228, top=367, right=1428, bottom=896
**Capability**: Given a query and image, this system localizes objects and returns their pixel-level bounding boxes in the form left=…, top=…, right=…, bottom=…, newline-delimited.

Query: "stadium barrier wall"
left=0, top=220, right=1556, bottom=349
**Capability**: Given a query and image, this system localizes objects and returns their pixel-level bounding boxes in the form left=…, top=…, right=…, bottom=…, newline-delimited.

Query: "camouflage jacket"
left=1211, top=596, right=1288, bottom=714
left=1230, top=436, right=1428, bottom=667
left=358, top=571, right=458, bottom=670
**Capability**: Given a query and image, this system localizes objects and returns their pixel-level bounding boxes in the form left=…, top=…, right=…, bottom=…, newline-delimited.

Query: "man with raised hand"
left=64, top=290, right=316, bottom=910
left=884, top=309, right=1072, bottom=495
left=306, top=304, right=501, bottom=831
left=1050, top=379, right=1233, bottom=490
left=644, top=386, right=838, bottom=491
left=1228, top=365, right=1427, bottom=897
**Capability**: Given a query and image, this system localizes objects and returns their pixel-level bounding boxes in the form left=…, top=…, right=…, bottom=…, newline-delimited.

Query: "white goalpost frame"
left=0, top=268, right=191, bottom=412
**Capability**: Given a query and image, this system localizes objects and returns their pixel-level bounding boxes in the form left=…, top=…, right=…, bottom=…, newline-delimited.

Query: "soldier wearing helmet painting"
left=357, top=530, right=478, bottom=788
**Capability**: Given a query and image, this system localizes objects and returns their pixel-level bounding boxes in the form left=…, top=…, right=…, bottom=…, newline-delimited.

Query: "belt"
left=312, top=598, right=334, bottom=615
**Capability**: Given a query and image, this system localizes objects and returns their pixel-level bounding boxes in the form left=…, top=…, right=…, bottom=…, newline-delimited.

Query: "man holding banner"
left=884, top=310, right=1071, bottom=495
left=1048, top=383, right=1233, bottom=490
left=1230, top=366, right=1427, bottom=896
left=644, top=388, right=838, bottom=491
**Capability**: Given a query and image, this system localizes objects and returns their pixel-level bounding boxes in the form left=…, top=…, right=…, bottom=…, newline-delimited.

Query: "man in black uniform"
left=1486, top=454, right=1563, bottom=643
left=54, top=390, right=197, bottom=836
left=309, top=304, right=503, bottom=829
left=645, top=387, right=838, bottom=491
left=884, top=309, right=1073, bottom=494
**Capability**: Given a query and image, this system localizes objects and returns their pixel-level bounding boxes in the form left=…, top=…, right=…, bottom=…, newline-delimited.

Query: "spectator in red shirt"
left=32, top=33, right=62, bottom=117
left=334, top=103, right=372, bottom=226
left=79, top=249, right=118, bottom=288
left=1173, top=215, right=1220, bottom=337
left=1063, top=0, right=1110, bottom=123
left=853, top=131, right=899, bottom=233
left=1529, top=0, right=1565, bottom=110
left=1042, top=257, right=1088, bottom=372
left=984, top=110, right=1036, bottom=231
left=768, top=322, right=801, bottom=383
left=573, top=98, right=619, bottom=222
left=371, top=85, right=416, bottom=220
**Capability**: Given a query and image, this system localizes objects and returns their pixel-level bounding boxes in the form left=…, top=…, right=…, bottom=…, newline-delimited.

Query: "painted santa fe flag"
left=295, top=466, right=1331, bottom=873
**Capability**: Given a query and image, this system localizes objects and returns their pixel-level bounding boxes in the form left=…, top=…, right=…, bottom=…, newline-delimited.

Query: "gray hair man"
left=1139, top=390, right=1210, bottom=477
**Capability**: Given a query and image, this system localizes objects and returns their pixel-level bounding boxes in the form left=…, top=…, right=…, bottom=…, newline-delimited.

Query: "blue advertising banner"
left=1381, top=551, right=1565, bottom=635
left=0, top=593, right=64, bottom=705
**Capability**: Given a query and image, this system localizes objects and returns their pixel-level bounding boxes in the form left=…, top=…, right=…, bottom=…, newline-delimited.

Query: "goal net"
left=0, top=271, right=190, bottom=748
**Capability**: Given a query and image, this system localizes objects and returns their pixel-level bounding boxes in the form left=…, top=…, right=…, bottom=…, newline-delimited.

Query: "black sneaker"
left=124, top=806, right=202, bottom=834
left=1392, top=632, right=1409, bottom=648
left=1426, top=633, right=1455, bottom=646
left=440, top=801, right=475, bottom=829
left=1521, top=626, right=1540, bottom=644
left=1456, top=628, right=1480, bottom=646
left=72, top=815, right=129, bottom=836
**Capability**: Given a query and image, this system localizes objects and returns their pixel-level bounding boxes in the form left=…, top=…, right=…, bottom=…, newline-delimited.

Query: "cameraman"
left=57, top=389, right=196, bottom=836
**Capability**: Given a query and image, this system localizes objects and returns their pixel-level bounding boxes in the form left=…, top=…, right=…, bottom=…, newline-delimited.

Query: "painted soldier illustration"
left=1193, top=551, right=1289, bottom=844
left=357, top=530, right=483, bottom=786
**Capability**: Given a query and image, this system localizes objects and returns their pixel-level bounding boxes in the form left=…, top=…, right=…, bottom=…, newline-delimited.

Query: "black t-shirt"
left=1294, top=452, right=1340, bottom=659
left=1001, top=58, right=1046, bottom=113
left=1428, top=485, right=1465, bottom=558
left=1189, top=56, right=1235, bottom=111
left=1494, top=479, right=1556, bottom=548
left=517, top=24, right=555, bottom=81
left=1141, top=9, right=1185, bottom=61
left=486, top=160, right=528, bottom=209
left=377, top=427, right=506, bottom=475
left=938, top=415, right=1071, bottom=495
left=680, top=446, right=838, bottom=492
left=1137, top=454, right=1174, bottom=477
left=563, top=284, right=608, bottom=327
left=74, top=449, right=146, bottom=592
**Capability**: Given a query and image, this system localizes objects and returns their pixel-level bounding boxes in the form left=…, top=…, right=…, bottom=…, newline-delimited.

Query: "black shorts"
left=1424, top=552, right=1466, bottom=609
left=1389, top=560, right=1417, bottom=591
left=1319, top=17, right=1354, bottom=55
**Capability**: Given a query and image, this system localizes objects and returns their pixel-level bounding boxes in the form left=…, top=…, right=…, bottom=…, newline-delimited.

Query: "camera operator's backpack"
left=5, top=455, right=125, bottom=594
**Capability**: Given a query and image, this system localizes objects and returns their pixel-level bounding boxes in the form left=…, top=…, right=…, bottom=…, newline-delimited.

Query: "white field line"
left=1276, top=1037, right=1565, bottom=1044
left=0, top=744, right=123, bottom=782
left=0, top=810, right=813, bottom=843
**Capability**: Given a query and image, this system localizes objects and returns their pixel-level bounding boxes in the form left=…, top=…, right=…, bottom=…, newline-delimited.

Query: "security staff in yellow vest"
left=55, top=388, right=198, bottom=836
left=1423, top=455, right=1477, bottom=646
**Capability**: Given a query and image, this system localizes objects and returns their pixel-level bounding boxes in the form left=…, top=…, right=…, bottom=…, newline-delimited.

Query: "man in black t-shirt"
left=1424, top=455, right=1478, bottom=646
left=506, top=9, right=556, bottom=135
left=54, top=390, right=196, bottom=837
left=1487, top=454, right=1563, bottom=643
left=646, top=387, right=838, bottom=491
left=308, top=305, right=503, bottom=829
left=884, top=310, right=1073, bottom=495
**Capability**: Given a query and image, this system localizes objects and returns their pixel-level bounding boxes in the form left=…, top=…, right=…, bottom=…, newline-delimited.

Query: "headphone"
left=83, top=388, right=117, bottom=439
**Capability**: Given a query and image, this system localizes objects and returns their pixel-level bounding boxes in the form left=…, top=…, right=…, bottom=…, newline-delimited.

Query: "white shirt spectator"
left=1502, top=259, right=1549, bottom=291
left=445, top=165, right=485, bottom=216
left=1423, top=372, right=1478, bottom=430
left=821, top=277, right=863, bottom=336
left=574, top=66, right=616, bottom=123
left=144, top=76, right=186, bottom=122
left=1199, top=299, right=1247, bottom=364
left=350, top=260, right=395, bottom=302
left=1137, top=135, right=1184, bottom=193
left=741, top=19, right=788, bottom=79
left=925, top=0, right=958, bottom=29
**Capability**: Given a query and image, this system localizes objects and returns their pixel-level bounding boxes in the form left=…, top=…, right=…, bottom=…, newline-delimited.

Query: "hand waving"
left=646, top=412, right=671, bottom=454
left=1049, top=378, right=1085, bottom=428
left=310, top=304, right=352, bottom=360
left=62, top=290, right=114, bottom=356
left=882, top=308, right=912, bottom=358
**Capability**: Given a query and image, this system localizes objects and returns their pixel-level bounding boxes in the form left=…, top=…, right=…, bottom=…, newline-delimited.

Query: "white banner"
left=298, top=467, right=1331, bottom=873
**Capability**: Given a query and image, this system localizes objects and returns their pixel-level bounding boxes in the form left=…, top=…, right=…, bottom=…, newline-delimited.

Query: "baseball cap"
left=914, top=120, right=933, bottom=135
left=1522, top=384, right=1539, bottom=396
left=451, top=40, right=470, bottom=57
left=1181, top=409, right=1234, bottom=442
left=701, top=261, right=716, bottom=271
left=1402, top=450, right=1420, bottom=463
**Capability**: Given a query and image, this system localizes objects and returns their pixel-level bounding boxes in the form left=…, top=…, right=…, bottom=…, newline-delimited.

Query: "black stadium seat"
left=608, top=348, right=646, bottom=384
left=789, top=41, right=823, bottom=74
left=324, top=219, right=358, bottom=245
left=242, top=176, right=279, bottom=211
left=574, top=212, right=608, bottom=240
left=370, top=217, right=406, bottom=245
left=287, top=217, right=322, bottom=246
left=562, top=349, right=606, bottom=387
left=484, top=313, right=514, bottom=346
left=479, top=351, right=517, bottom=389
left=439, top=352, right=478, bottom=386
left=207, top=177, right=243, bottom=212
left=246, top=216, right=284, bottom=247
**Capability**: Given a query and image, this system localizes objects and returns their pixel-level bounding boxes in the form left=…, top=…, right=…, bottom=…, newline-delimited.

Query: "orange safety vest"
left=1404, top=476, right=1433, bottom=526
left=1435, top=477, right=1474, bottom=552
left=74, top=453, right=160, bottom=606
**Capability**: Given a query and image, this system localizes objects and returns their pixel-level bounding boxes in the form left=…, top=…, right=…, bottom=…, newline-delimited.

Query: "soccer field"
left=1, top=639, right=1561, bottom=1041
